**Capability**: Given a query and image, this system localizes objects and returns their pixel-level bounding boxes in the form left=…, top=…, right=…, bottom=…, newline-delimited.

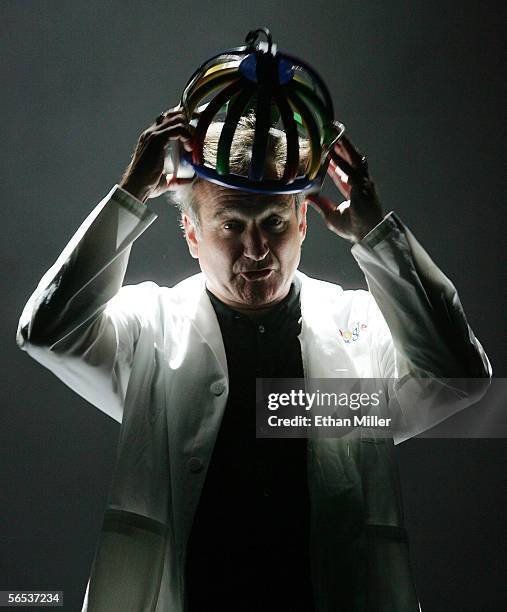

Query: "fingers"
left=151, top=124, right=194, bottom=152
left=150, top=112, right=192, bottom=134
left=121, top=108, right=194, bottom=199
left=153, top=105, right=185, bottom=125
left=141, top=115, right=195, bottom=152
left=335, top=134, right=364, bottom=167
left=329, top=147, right=369, bottom=187
left=329, top=149, right=356, bottom=180
left=150, top=109, right=191, bottom=143
left=327, top=158, right=350, bottom=198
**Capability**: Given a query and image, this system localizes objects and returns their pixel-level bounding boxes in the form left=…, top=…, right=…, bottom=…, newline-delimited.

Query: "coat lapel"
left=297, top=270, right=357, bottom=378
left=177, top=273, right=228, bottom=379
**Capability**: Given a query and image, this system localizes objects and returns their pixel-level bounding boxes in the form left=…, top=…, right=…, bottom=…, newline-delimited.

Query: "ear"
left=182, top=214, right=199, bottom=259
left=298, top=200, right=308, bottom=243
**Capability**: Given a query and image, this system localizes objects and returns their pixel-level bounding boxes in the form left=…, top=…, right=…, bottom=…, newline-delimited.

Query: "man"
left=17, top=107, right=491, bottom=611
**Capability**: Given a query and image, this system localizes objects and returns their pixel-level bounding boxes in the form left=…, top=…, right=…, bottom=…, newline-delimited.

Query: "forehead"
left=194, top=181, right=294, bottom=217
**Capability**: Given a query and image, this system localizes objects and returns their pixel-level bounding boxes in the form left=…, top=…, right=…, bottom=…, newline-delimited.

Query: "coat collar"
left=172, top=273, right=229, bottom=379
left=171, top=270, right=355, bottom=379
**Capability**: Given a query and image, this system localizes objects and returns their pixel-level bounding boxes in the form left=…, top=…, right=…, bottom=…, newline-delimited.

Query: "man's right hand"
left=119, top=105, right=195, bottom=203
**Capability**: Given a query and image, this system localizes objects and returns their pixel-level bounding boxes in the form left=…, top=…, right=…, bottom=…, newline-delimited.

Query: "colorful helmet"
left=176, top=27, right=344, bottom=194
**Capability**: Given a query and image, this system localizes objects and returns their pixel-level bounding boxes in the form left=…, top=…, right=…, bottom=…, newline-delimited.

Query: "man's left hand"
left=306, top=135, right=384, bottom=243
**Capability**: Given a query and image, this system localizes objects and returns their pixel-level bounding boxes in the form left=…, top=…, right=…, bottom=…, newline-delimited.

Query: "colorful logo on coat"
left=339, top=322, right=367, bottom=343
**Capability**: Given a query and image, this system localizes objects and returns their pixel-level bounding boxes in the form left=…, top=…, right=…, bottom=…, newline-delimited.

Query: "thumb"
left=306, top=194, right=337, bottom=219
left=165, top=174, right=194, bottom=190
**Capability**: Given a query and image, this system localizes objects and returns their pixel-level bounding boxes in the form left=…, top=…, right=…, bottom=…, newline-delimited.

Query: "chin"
left=240, top=293, right=273, bottom=307
left=237, top=280, right=285, bottom=307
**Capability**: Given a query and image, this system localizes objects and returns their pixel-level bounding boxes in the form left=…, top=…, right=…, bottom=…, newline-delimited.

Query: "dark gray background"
left=2, top=1, right=506, bottom=610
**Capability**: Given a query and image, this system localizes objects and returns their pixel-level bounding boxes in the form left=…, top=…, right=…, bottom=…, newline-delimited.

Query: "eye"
left=263, top=215, right=285, bottom=230
left=223, top=220, right=244, bottom=231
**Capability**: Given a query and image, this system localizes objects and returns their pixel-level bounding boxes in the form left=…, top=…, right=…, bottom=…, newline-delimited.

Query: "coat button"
left=210, top=381, right=225, bottom=396
left=188, top=457, right=203, bottom=473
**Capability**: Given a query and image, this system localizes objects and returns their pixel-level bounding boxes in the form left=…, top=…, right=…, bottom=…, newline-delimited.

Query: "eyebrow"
left=213, top=199, right=294, bottom=219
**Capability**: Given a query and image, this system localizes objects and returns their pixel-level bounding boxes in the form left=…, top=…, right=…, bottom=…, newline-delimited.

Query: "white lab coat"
left=17, top=185, right=491, bottom=611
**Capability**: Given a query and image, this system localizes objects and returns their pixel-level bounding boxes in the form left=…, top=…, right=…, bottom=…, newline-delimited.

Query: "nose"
left=242, top=225, right=269, bottom=261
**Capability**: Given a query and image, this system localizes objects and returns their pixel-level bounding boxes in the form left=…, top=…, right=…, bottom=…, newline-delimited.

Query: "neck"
left=206, top=285, right=292, bottom=319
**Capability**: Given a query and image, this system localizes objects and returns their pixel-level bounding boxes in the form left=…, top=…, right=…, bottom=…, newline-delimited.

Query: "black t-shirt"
left=185, top=277, right=314, bottom=611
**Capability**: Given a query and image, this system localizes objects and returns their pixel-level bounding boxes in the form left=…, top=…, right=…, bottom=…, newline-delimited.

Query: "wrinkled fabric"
left=16, top=185, right=491, bottom=611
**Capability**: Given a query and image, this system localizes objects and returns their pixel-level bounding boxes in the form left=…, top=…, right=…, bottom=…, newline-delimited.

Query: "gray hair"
left=167, top=113, right=310, bottom=234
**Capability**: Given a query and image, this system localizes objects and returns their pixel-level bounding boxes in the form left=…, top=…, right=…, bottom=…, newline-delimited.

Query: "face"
left=183, top=181, right=307, bottom=313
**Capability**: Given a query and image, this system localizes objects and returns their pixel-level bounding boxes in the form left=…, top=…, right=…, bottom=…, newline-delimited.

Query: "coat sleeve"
left=16, top=185, right=158, bottom=423
left=351, top=211, right=492, bottom=444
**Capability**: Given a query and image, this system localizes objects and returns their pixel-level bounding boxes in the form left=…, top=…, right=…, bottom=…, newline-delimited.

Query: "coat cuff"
left=351, top=211, right=401, bottom=250
left=110, top=184, right=158, bottom=223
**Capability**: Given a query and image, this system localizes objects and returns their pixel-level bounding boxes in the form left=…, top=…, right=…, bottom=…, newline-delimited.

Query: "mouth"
left=240, top=269, right=274, bottom=281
